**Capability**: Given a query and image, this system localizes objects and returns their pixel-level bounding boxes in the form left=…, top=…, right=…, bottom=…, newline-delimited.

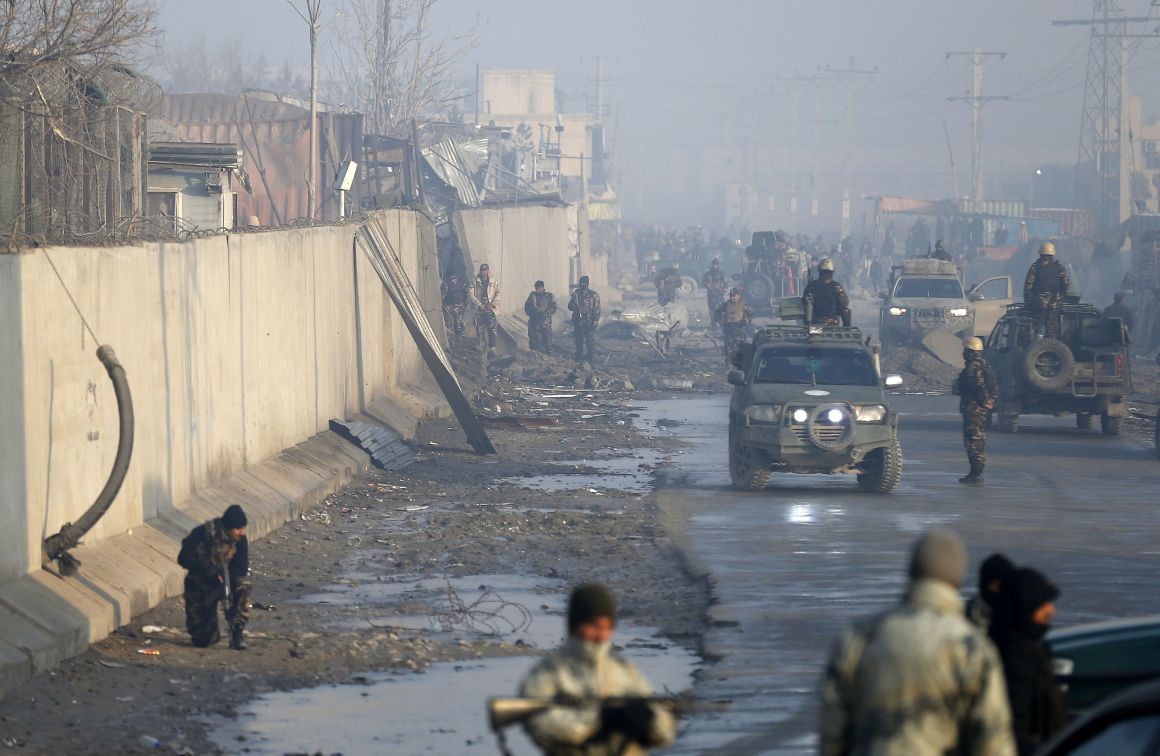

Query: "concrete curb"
left=0, top=430, right=370, bottom=698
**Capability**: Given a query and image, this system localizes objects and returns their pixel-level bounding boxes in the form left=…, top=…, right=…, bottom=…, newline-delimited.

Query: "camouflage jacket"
left=715, top=300, right=753, bottom=327
left=820, top=579, right=1016, bottom=756
left=469, top=276, right=501, bottom=311
left=177, top=518, right=248, bottom=585
left=525, top=291, right=558, bottom=321
left=569, top=288, right=602, bottom=328
left=1022, top=258, right=1070, bottom=307
left=957, top=355, right=997, bottom=414
left=519, top=638, right=677, bottom=756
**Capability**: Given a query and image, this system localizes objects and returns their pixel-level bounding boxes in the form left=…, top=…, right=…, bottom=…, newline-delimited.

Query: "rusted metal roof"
left=153, top=93, right=362, bottom=225
left=422, top=138, right=481, bottom=207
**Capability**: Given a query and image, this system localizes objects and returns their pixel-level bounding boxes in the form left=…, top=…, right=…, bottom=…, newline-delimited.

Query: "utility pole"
left=946, top=47, right=1008, bottom=209
left=789, top=89, right=799, bottom=217
left=780, top=71, right=829, bottom=233
left=287, top=0, right=325, bottom=220
left=596, top=56, right=603, bottom=120
left=826, top=58, right=877, bottom=238
left=1054, top=2, right=1159, bottom=230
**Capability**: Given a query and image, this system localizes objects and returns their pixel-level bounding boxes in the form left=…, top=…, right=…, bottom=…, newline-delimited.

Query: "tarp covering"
left=587, top=201, right=621, bottom=221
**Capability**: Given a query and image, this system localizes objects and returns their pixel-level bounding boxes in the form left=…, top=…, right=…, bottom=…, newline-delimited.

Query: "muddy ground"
left=0, top=293, right=725, bottom=756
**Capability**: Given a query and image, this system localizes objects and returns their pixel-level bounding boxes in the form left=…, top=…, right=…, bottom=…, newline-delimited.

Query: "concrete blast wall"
left=0, top=210, right=444, bottom=694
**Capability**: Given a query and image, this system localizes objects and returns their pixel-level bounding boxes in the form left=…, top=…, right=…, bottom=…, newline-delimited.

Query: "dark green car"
left=726, top=325, right=904, bottom=493
left=1050, top=616, right=1160, bottom=713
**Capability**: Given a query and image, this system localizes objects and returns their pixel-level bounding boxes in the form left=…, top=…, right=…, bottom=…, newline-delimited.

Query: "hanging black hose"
left=43, top=345, right=134, bottom=577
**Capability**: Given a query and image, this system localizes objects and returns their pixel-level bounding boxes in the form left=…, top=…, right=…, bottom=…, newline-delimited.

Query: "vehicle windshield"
left=893, top=278, right=964, bottom=299
left=754, top=346, right=879, bottom=386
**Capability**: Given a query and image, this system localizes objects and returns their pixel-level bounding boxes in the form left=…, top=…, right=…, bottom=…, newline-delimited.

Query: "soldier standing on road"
left=441, top=273, right=468, bottom=337
left=954, top=336, right=997, bottom=486
left=569, top=275, right=601, bottom=364
left=655, top=262, right=683, bottom=306
left=178, top=504, right=251, bottom=650
left=702, top=259, right=727, bottom=319
left=820, top=529, right=1015, bottom=756
left=524, top=280, right=558, bottom=354
left=714, top=288, right=752, bottom=365
left=1103, top=291, right=1134, bottom=334
left=1022, top=242, right=1071, bottom=339
left=803, top=259, right=852, bottom=326
left=989, top=568, right=1066, bottom=756
left=967, top=553, right=1017, bottom=632
left=518, top=584, right=677, bottom=755
left=468, top=263, right=501, bottom=353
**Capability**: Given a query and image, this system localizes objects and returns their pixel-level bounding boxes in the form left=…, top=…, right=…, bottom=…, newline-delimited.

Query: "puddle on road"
left=496, top=449, right=663, bottom=494
left=298, top=574, right=569, bottom=647
left=211, top=625, right=697, bottom=756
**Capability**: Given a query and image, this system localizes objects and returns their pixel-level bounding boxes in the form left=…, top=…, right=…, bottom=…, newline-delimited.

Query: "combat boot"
left=958, top=465, right=984, bottom=486
left=229, top=624, right=247, bottom=651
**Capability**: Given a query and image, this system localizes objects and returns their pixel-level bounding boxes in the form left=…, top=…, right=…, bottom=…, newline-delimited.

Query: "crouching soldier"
left=178, top=504, right=251, bottom=650
left=519, top=584, right=677, bottom=754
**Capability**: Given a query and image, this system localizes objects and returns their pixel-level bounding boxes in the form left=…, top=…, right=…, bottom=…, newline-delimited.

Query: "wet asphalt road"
left=642, top=392, right=1160, bottom=755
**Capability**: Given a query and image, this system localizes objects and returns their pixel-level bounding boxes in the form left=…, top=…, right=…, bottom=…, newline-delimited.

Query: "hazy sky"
left=154, top=0, right=1160, bottom=223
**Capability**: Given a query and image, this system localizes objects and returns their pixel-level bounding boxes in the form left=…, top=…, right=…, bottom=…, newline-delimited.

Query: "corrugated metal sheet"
left=154, top=93, right=362, bottom=226
left=329, top=416, right=415, bottom=470
left=1030, top=208, right=1094, bottom=237
left=422, top=139, right=481, bottom=207
left=877, top=196, right=943, bottom=215
left=952, top=198, right=1027, bottom=218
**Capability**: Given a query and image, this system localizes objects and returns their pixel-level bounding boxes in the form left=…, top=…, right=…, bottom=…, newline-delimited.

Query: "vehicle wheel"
left=678, top=275, right=698, bottom=298
left=729, top=427, right=772, bottom=490
left=1101, top=413, right=1122, bottom=437
left=1076, top=413, right=1093, bottom=430
left=1020, top=338, right=1075, bottom=392
left=857, top=438, right=903, bottom=494
left=999, top=413, right=1019, bottom=433
left=741, top=273, right=775, bottom=310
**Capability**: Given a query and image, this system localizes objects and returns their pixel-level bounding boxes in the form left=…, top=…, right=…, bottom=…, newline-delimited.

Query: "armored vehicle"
left=984, top=300, right=1132, bottom=434
left=727, top=324, right=904, bottom=493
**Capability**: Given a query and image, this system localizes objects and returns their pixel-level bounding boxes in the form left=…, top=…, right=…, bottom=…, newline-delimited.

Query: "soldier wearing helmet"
left=803, top=258, right=852, bottom=327
left=1022, top=241, right=1071, bottom=339
left=929, top=239, right=952, bottom=263
left=953, top=336, right=998, bottom=485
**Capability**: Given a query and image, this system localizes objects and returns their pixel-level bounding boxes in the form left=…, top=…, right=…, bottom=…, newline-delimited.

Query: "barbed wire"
left=428, top=580, right=533, bottom=637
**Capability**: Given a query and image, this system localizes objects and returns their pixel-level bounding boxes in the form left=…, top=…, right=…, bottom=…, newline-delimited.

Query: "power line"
left=946, top=48, right=1009, bottom=204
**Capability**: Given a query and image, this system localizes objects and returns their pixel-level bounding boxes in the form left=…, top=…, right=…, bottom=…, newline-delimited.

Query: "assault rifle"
left=487, top=695, right=716, bottom=756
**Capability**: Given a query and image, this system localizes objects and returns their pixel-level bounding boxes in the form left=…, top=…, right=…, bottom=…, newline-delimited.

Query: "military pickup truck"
left=984, top=300, right=1132, bottom=434
left=879, top=259, right=1013, bottom=359
left=727, top=324, right=905, bottom=493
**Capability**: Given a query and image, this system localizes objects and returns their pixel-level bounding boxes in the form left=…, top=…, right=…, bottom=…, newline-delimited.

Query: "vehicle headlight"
left=744, top=405, right=782, bottom=424
left=888, top=307, right=907, bottom=316
left=854, top=404, right=887, bottom=423
left=949, top=307, right=969, bottom=317
left=791, top=408, right=809, bottom=423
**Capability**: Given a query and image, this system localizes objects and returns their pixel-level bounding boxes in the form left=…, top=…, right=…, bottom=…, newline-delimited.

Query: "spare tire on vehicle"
left=741, top=273, right=775, bottom=309
left=1020, top=338, right=1075, bottom=392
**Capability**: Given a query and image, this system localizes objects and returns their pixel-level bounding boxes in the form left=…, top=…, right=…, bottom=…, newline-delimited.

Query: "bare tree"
left=330, top=0, right=478, bottom=138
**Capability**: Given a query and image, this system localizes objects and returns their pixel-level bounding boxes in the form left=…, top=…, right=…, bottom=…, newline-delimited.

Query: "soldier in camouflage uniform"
left=178, top=504, right=251, bottom=650
left=524, top=280, right=558, bottom=354
left=519, top=584, right=677, bottom=755
left=569, top=275, right=601, bottom=364
left=441, top=273, right=468, bottom=337
left=468, top=263, right=501, bottom=352
left=1022, top=242, right=1071, bottom=339
left=714, top=288, right=752, bottom=365
left=701, top=259, right=727, bottom=320
left=954, top=336, right=997, bottom=486
left=803, top=259, right=852, bottom=326
left=654, top=263, right=683, bottom=306
left=820, top=529, right=1016, bottom=756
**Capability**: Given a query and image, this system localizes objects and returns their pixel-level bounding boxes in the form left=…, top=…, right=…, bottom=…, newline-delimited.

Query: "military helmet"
left=1039, top=241, right=1056, bottom=257
left=711, top=258, right=720, bottom=266
left=728, top=287, right=740, bottom=296
left=819, top=258, right=835, bottom=272
left=963, top=336, right=984, bottom=352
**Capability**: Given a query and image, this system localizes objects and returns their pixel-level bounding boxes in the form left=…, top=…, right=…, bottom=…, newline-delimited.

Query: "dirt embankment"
left=0, top=312, right=725, bottom=755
